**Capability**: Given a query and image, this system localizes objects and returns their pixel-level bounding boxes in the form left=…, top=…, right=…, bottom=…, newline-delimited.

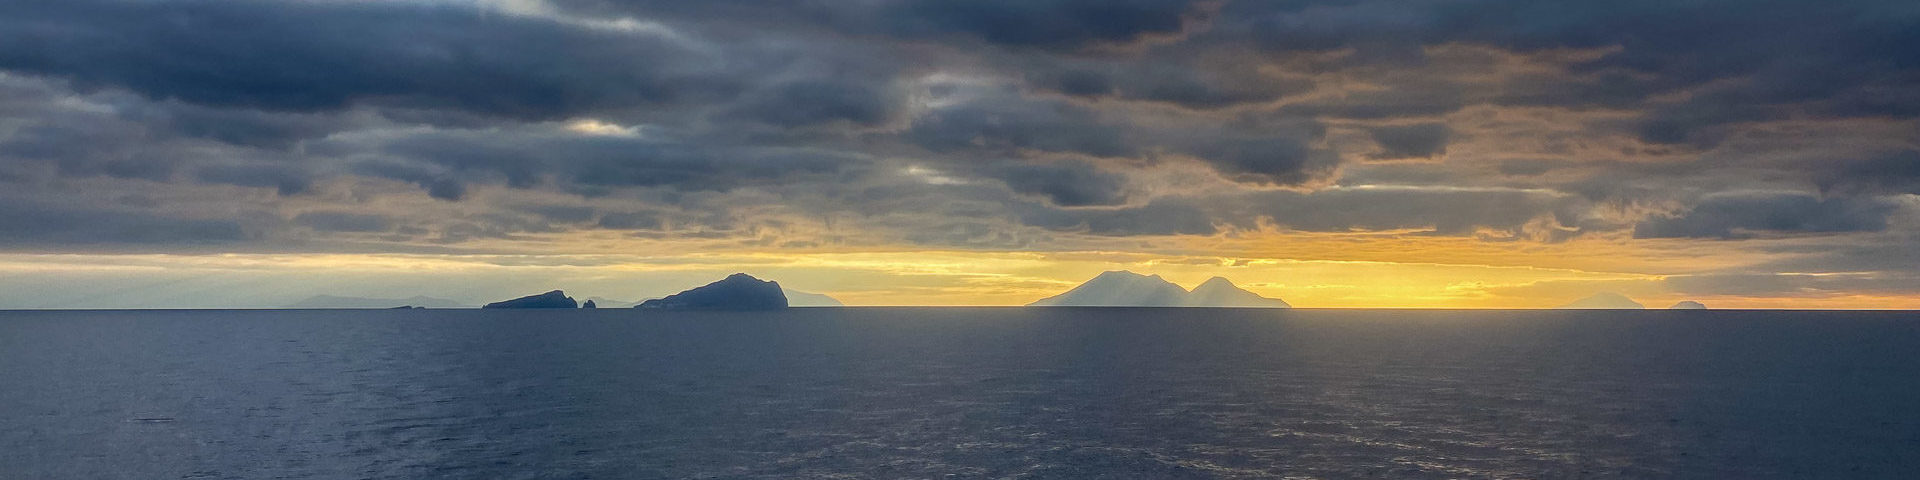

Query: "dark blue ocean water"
left=2, top=308, right=1918, bottom=479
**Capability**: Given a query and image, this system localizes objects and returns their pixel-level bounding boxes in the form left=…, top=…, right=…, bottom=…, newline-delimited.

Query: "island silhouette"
left=483, top=290, right=579, bottom=309
left=1557, top=292, right=1646, bottom=309
left=1029, top=271, right=1290, bottom=308
left=636, top=273, right=787, bottom=310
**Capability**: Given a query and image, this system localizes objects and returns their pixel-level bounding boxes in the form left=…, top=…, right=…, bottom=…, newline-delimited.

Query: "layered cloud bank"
left=0, top=0, right=1916, bottom=307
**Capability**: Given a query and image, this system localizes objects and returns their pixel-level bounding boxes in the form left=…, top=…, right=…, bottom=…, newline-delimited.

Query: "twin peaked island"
left=1029, top=271, right=1292, bottom=308
left=483, top=273, right=798, bottom=311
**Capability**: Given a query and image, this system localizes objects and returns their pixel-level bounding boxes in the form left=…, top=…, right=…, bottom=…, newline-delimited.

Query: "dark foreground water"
left=2, top=309, right=1918, bottom=479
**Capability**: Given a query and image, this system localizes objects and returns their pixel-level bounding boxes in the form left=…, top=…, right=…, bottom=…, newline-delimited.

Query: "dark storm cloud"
left=1367, top=123, right=1451, bottom=159
left=195, top=164, right=312, bottom=196
left=325, top=127, right=866, bottom=196
left=907, top=95, right=1134, bottom=158
left=1013, top=186, right=1585, bottom=238
left=1023, top=58, right=1314, bottom=109
left=1817, top=150, right=1920, bottom=196
left=0, top=199, right=248, bottom=247
left=1184, top=136, right=1341, bottom=186
left=873, top=0, right=1200, bottom=49
left=597, top=211, right=665, bottom=231
left=722, top=79, right=905, bottom=128
left=350, top=161, right=467, bottom=201
left=990, top=160, right=1129, bottom=207
left=1221, top=0, right=1920, bottom=141
left=0, top=0, right=736, bottom=120
left=292, top=212, right=392, bottom=233
left=1230, top=187, right=1580, bottom=236
left=1019, top=198, right=1218, bottom=236
left=0, top=0, right=1915, bottom=265
left=1634, top=193, right=1899, bottom=240
left=548, top=0, right=1206, bottom=51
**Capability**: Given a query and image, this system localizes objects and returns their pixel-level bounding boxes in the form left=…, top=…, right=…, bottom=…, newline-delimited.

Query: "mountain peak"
left=637, top=273, right=787, bottom=310
left=1184, top=277, right=1291, bottom=308
left=1030, top=273, right=1288, bottom=308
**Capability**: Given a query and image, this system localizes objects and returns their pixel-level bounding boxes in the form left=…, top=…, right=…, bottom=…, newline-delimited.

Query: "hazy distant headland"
left=1557, top=292, right=1645, bottom=310
left=1030, top=271, right=1291, bottom=308
left=287, top=295, right=471, bottom=309
left=1555, top=293, right=1711, bottom=310
left=483, top=290, right=579, bottom=309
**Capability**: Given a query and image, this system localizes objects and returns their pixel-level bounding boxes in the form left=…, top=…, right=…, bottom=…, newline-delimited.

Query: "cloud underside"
left=0, top=0, right=1917, bottom=300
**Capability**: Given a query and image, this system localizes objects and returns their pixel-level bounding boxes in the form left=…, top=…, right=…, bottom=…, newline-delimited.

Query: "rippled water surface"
left=3, top=308, right=1919, bottom=478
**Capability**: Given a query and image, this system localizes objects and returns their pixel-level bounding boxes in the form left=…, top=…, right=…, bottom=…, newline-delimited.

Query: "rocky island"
left=483, top=290, right=579, bottom=309
left=637, top=273, right=788, bottom=310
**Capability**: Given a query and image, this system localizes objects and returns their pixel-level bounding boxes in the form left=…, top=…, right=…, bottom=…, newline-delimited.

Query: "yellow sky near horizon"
left=3, top=226, right=1915, bottom=309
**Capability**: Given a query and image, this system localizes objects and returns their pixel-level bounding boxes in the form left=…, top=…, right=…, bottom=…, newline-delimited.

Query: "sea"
left=2, top=308, right=1917, bottom=479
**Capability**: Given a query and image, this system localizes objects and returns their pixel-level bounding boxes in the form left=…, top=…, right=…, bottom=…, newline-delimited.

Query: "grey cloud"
left=350, top=161, right=466, bottom=201
left=1221, top=1, right=1920, bottom=139
left=991, top=160, right=1129, bottom=207
left=1024, top=59, right=1313, bottom=109
left=1019, top=199, right=1217, bottom=236
left=1367, top=123, right=1451, bottom=159
left=724, top=79, right=905, bottom=128
left=560, top=0, right=1204, bottom=51
left=874, top=0, right=1200, bottom=50
left=0, top=199, right=248, bottom=247
left=195, top=164, right=312, bottom=196
left=0, top=0, right=737, bottom=120
left=1184, top=136, right=1341, bottom=187
left=1634, top=193, right=1900, bottom=239
left=908, top=95, right=1133, bottom=158
left=1, top=0, right=1916, bottom=263
left=597, top=211, right=664, bottom=230
left=1818, top=150, right=1920, bottom=196
left=293, top=212, right=391, bottom=233
left=1231, top=187, right=1580, bottom=236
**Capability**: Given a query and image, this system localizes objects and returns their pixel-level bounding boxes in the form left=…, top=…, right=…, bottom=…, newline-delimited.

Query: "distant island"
left=1670, top=300, right=1708, bottom=309
left=637, top=273, right=787, bottom=310
left=784, top=290, right=845, bottom=307
left=287, top=295, right=469, bottom=309
left=483, top=290, right=579, bottom=309
left=1029, top=271, right=1290, bottom=308
left=590, top=288, right=841, bottom=309
left=1557, top=292, right=1646, bottom=309
left=470, top=274, right=831, bottom=310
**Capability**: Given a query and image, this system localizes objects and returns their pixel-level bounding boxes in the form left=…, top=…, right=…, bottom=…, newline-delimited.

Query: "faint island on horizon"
left=1030, top=271, right=1291, bottom=308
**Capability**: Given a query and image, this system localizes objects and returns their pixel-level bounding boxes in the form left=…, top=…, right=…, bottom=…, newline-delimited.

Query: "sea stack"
left=637, top=273, right=788, bottom=311
left=483, top=290, right=579, bottom=309
left=582, top=299, right=597, bottom=309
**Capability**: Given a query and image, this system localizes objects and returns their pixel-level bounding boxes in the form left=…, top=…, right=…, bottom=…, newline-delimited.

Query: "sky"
left=0, top=0, right=1917, bottom=308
